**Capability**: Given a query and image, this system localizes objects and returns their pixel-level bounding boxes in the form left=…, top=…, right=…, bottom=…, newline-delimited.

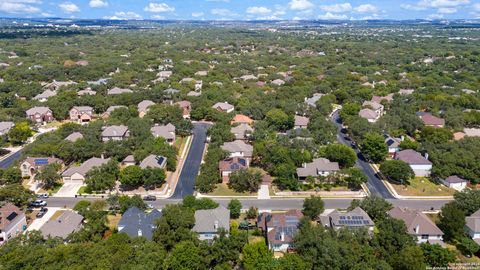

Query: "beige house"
left=69, top=106, right=94, bottom=124
left=0, top=204, right=27, bottom=245
left=20, top=157, right=63, bottom=178
left=62, top=157, right=110, bottom=182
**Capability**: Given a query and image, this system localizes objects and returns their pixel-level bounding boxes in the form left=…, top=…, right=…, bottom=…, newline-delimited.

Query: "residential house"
left=187, top=91, right=201, bottom=97
left=388, top=207, right=444, bottom=245
left=87, top=78, right=110, bottom=86
left=77, top=88, right=97, bottom=96
left=62, top=157, right=110, bottom=182
left=258, top=210, right=303, bottom=252
left=40, top=211, right=83, bottom=239
left=385, top=135, right=402, bottom=157
left=362, top=101, right=384, bottom=116
left=219, top=157, right=248, bottom=183
left=193, top=206, right=230, bottom=241
left=465, top=209, right=480, bottom=244
left=163, top=88, right=180, bottom=96
left=64, top=132, right=83, bottom=142
left=296, top=158, right=340, bottom=180
left=101, top=125, right=130, bottom=142
left=212, top=102, right=234, bottom=113
left=118, top=207, right=162, bottom=240
left=464, top=128, right=480, bottom=138
left=0, top=203, right=26, bottom=245
left=107, top=87, right=133, bottom=95
left=304, top=93, right=324, bottom=107
left=358, top=108, right=380, bottom=123
left=20, top=157, right=63, bottom=178
left=33, top=90, right=57, bottom=102
left=371, top=93, right=394, bottom=104
left=195, top=70, right=208, bottom=76
left=320, top=207, right=374, bottom=232
left=69, top=106, right=94, bottom=124
left=139, top=155, right=167, bottom=169
left=240, top=74, right=257, bottom=81
left=43, top=80, right=76, bottom=91
left=271, top=79, right=285, bottom=86
left=440, top=175, right=469, bottom=191
left=417, top=112, right=445, bottom=128
left=102, top=105, right=127, bottom=119
left=151, top=123, right=176, bottom=145
left=399, top=89, right=415, bottom=95
left=294, top=115, right=309, bottom=129
left=122, top=155, right=136, bottom=167
left=231, top=114, right=254, bottom=126
left=0, top=121, right=14, bottom=135
left=175, top=101, right=192, bottom=119
left=221, top=140, right=253, bottom=164
left=137, top=100, right=155, bottom=118
left=231, top=123, right=253, bottom=141
left=394, top=149, right=432, bottom=177
left=26, top=107, right=54, bottom=124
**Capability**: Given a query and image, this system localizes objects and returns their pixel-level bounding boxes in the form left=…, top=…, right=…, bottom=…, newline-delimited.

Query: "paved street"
left=331, top=110, right=394, bottom=199
left=169, top=122, right=210, bottom=199
left=45, top=197, right=449, bottom=211
left=0, top=149, right=22, bottom=169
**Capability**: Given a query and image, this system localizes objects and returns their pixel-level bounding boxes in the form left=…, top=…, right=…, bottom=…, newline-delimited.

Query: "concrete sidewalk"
left=27, top=207, right=61, bottom=231
left=54, top=182, right=84, bottom=197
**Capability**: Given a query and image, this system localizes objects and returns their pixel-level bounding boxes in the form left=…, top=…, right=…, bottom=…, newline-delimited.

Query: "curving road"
left=331, top=110, right=394, bottom=199
left=0, top=149, right=23, bottom=169
left=169, top=122, right=210, bottom=199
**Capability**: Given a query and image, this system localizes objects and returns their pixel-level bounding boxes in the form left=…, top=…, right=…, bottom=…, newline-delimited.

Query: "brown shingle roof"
left=388, top=207, right=443, bottom=236
left=395, top=149, right=432, bottom=165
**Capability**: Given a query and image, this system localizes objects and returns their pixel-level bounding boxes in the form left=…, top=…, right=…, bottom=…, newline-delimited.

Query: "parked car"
left=37, top=193, right=49, bottom=199
left=36, top=207, right=48, bottom=218
left=143, top=195, right=156, bottom=201
left=30, top=200, right=47, bottom=207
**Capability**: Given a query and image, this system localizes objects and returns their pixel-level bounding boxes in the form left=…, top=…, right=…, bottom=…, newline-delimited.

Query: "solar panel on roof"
left=34, top=158, right=49, bottom=165
left=6, top=212, right=18, bottom=221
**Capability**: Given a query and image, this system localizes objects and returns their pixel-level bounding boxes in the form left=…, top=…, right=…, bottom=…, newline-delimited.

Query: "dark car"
left=30, top=200, right=47, bottom=207
left=36, top=207, right=48, bottom=218
left=143, top=195, right=156, bottom=201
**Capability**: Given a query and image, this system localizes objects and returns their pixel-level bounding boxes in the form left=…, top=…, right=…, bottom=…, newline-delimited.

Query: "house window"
left=421, top=235, right=429, bottom=239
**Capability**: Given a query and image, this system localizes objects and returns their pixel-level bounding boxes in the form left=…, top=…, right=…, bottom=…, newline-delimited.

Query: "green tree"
left=153, top=204, right=196, bottom=250
left=458, top=237, right=480, bottom=257
left=379, top=160, right=414, bottom=184
left=391, top=246, right=426, bottom=270
left=2, top=166, right=22, bottom=184
left=246, top=206, right=258, bottom=220
left=399, top=139, right=419, bottom=151
left=438, top=202, right=466, bottom=242
left=8, top=122, right=32, bottom=145
left=163, top=241, right=203, bottom=270
left=228, top=169, right=263, bottom=193
left=85, top=160, right=119, bottom=192
left=420, top=243, right=456, bottom=267
left=302, top=196, right=324, bottom=220
left=182, top=195, right=219, bottom=210
left=453, top=189, right=480, bottom=215
left=143, top=167, right=166, bottom=189
left=118, top=194, right=147, bottom=213
left=361, top=132, right=388, bottom=163
left=339, top=103, right=361, bottom=120
left=242, top=242, right=275, bottom=270
left=343, top=167, right=368, bottom=189
left=228, top=199, right=242, bottom=219
left=119, top=165, right=144, bottom=187
left=35, top=163, right=61, bottom=189
left=348, top=196, right=393, bottom=221
left=0, top=184, right=35, bottom=207
left=276, top=253, right=310, bottom=270
left=265, top=108, right=292, bottom=131
left=323, top=144, right=357, bottom=168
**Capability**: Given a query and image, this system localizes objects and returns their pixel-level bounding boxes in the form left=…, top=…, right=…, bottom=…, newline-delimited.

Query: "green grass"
left=47, top=183, right=63, bottom=195
left=77, top=186, right=88, bottom=195
left=391, top=177, right=456, bottom=196
left=207, top=184, right=256, bottom=196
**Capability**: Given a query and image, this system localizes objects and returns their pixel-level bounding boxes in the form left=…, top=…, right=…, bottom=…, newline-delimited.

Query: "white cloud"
left=106, top=11, right=142, bottom=20
left=89, top=0, right=108, bottom=8
left=152, top=15, right=164, bottom=19
left=206, top=0, right=230, bottom=2
left=144, top=3, right=175, bottom=13
left=0, top=2, right=41, bottom=14
left=354, top=4, right=378, bottom=13
left=438, top=7, right=457, bottom=13
left=273, top=5, right=287, bottom=16
left=211, top=8, right=238, bottom=17
left=192, top=12, right=204, bottom=17
left=400, top=4, right=427, bottom=11
left=318, top=12, right=348, bottom=20
left=289, top=0, right=314, bottom=11
left=320, top=3, right=352, bottom=13
left=426, top=13, right=444, bottom=19
left=246, top=6, right=272, bottom=15
left=473, top=3, right=480, bottom=12
left=403, top=0, right=470, bottom=11
left=59, top=2, right=80, bottom=13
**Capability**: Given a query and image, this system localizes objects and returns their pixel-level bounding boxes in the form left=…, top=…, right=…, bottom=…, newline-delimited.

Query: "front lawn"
left=206, top=184, right=256, bottom=196
left=391, top=177, right=456, bottom=196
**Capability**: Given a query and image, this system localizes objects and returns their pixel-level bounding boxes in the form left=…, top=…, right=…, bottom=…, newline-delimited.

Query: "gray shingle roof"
left=212, top=102, right=234, bottom=112
left=297, top=158, right=340, bottom=178
left=105, top=105, right=127, bottom=114
left=118, top=207, right=162, bottom=240
left=150, top=123, right=175, bottom=140
left=40, top=211, right=83, bottom=239
left=139, top=155, right=167, bottom=169
left=395, top=149, right=432, bottom=165
left=358, top=108, right=378, bottom=120
left=388, top=207, right=443, bottom=236
left=0, top=121, right=14, bottom=134
left=107, top=87, right=133, bottom=95
left=26, top=106, right=51, bottom=116
left=138, top=100, right=155, bottom=113
left=101, top=125, right=129, bottom=138
left=466, top=209, right=480, bottom=233
left=294, top=115, right=309, bottom=127
left=221, top=140, right=253, bottom=157
left=33, top=90, right=57, bottom=100
left=305, top=93, right=324, bottom=107
left=192, top=206, right=230, bottom=234
left=65, top=132, right=83, bottom=142
left=62, top=157, right=110, bottom=177
left=325, top=207, right=374, bottom=228
left=231, top=123, right=253, bottom=140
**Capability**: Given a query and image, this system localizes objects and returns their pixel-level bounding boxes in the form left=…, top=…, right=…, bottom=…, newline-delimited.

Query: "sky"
left=0, top=0, right=479, bottom=21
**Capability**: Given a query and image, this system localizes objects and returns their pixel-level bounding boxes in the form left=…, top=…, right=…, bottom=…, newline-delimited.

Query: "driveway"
left=257, top=185, right=270, bottom=199
left=27, top=207, right=60, bottom=231
left=54, top=182, right=84, bottom=197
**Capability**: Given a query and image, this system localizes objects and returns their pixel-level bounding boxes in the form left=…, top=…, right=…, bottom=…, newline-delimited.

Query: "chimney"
left=138, top=229, right=142, bottom=237
left=214, top=220, right=219, bottom=230
left=414, top=224, right=420, bottom=234
left=281, top=232, right=285, bottom=241
left=303, top=163, right=307, bottom=168
left=401, top=135, right=405, bottom=142
left=100, top=154, right=105, bottom=159
left=424, top=153, right=429, bottom=160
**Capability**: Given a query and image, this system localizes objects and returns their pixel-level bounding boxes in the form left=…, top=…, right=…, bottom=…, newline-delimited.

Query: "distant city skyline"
left=0, top=0, right=479, bottom=21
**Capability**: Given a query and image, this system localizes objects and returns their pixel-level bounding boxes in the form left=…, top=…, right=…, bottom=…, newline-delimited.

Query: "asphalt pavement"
left=331, top=111, right=394, bottom=199
left=0, top=149, right=22, bottom=169
left=168, top=122, right=210, bottom=199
